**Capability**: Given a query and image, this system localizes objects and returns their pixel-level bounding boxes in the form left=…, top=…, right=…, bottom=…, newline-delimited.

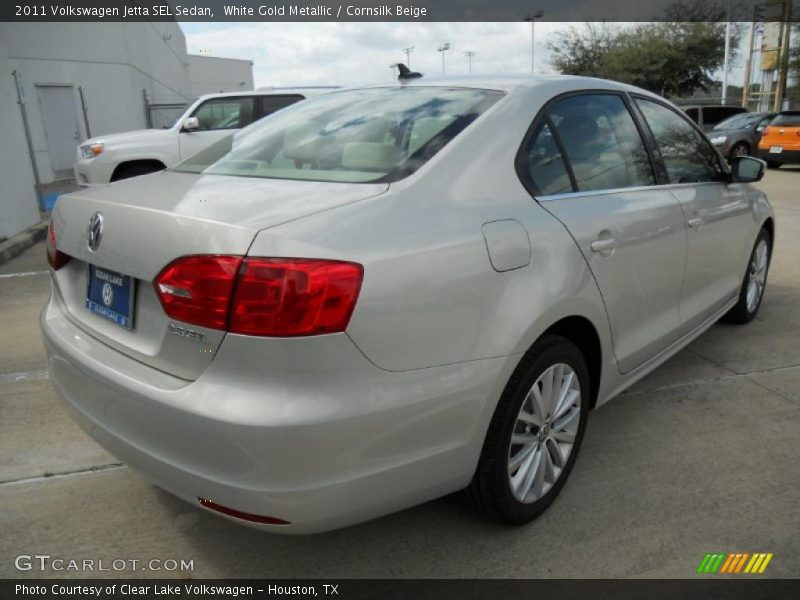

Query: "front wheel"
left=723, top=228, right=772, bottom=324
left=729, top=142, right=750, bottom=160
left=466, top=335, right=589, bottom=525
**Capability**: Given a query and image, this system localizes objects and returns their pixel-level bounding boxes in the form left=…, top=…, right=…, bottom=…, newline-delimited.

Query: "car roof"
left=354, top=74, right=633, bottom=92
left=196, top=88, right=337, bottom=101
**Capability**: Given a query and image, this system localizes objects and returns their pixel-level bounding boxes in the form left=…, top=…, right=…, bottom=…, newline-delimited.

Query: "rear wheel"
left=466, top=335, right=589, bottom=525
left=724, top=228, right=771, bottom=324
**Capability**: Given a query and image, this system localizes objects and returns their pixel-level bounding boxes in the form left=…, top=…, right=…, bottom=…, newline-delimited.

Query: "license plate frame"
left=85, top=264, right=136, bottom=329
left=769, top=145, right=783, bottom=154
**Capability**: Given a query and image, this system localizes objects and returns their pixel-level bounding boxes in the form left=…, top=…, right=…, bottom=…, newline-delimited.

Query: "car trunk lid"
left=50, top=170, right=388, bottom=380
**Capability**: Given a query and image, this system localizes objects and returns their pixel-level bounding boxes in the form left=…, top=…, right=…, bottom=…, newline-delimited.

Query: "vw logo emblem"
left=102, top=282, right=114, bottom=307
left=87, top=212, right=103, bottom=252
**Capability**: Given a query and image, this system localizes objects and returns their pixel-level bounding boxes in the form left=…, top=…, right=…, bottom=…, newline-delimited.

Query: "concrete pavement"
left=1, top=170, right=798, bottom=579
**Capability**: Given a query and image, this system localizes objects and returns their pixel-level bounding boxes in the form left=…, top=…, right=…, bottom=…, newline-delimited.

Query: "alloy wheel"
left=746, top=239, right=769, bottom=313
left=507, top=363, right=581, bottom=504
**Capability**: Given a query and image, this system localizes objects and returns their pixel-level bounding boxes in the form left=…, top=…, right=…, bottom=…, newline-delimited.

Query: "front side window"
left=174, top=87, right=502, bottom=183
left=546, top=94, right=655, bottom=192
left=636, top=98, right=723, bottom=184
left=191, top=97, right=255, bottom=131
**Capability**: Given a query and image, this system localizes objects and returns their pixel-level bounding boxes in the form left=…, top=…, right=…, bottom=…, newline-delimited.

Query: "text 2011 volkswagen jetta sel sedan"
left=42, top=75, right=774, bottom=533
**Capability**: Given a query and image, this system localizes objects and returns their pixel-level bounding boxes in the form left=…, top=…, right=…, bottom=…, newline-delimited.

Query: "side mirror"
left=730, top=156, right=765, bottom=183
left=182, top=117, right=200, bottom=132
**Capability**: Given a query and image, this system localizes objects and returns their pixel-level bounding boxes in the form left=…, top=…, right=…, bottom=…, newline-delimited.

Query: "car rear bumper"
left=758, top=148, right=800, bottom=164
left=40, top=291, right=513, bottom=533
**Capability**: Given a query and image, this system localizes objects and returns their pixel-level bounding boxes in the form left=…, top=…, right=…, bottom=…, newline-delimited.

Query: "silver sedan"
left=41, top=76, right=774, bottom=533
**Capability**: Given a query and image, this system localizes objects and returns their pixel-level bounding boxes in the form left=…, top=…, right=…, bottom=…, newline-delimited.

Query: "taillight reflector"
left=198, top=498, right=290, bottom=525
left=153, top=255, right=363, bottom=337
left=46, top=220, right=70, bottom=271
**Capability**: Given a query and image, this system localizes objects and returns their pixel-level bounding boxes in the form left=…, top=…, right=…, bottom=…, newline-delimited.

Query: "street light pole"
left=438, top=43, right=450, bottom=75
left=464, top=50, right=476, bottom=73
left=403, top=46, right=414, bottom=68
left=524, top=10, right=544, bottom=74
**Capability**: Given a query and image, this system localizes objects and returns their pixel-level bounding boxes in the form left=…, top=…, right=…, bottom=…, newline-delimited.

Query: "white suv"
left=75, top=88, right=335, bottom=186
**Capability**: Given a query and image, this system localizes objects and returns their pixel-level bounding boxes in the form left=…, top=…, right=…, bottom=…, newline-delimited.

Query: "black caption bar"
left=2, top=0, right=791, bottom=22
left=4, top=579, right=800, bottom=600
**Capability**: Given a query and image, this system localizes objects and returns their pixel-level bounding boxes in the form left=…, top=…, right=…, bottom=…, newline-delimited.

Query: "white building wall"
left=0, top=22, right=193, bottom=184
left=187, top=54, right=254, bottom=96
left=0, top=37, right=41, bottom=241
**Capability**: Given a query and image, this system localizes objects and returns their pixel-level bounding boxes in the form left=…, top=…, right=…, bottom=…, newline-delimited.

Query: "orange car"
left=759, top=111, right=800, bottom=168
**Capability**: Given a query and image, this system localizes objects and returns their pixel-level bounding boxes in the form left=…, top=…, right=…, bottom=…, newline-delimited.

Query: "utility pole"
left=403, top=46, right=414, bottom=68
left=438, top=43, right=450, bottom=75
left=722, top=0, right=732, bottom=104
left=742, top=5, right=759, bottom=109
left=774, top=0, right=793, bottom=111
left=524, top=10, right=544, bottom=74
left=464, top=50, right=476, bottom=73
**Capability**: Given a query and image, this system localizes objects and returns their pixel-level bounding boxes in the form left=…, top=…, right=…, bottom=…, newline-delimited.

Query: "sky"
left=180, top=22, right=748, bottom=90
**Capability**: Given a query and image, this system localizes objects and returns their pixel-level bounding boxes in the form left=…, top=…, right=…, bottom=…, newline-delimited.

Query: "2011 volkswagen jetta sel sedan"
left=41, top=75, right=775, bottom=533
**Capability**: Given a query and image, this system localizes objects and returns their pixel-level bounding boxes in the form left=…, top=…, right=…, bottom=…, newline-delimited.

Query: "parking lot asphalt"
left=1, top=171, right=799, bottom=579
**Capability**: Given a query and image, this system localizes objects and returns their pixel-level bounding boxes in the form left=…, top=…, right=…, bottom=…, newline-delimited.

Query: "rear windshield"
left=173, top=87, right=503, bottom=183
left=771, top=112, right=800, bottom=127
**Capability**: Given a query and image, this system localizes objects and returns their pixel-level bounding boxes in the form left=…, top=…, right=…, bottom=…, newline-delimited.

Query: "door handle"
left=688, top=217, right=703, bottom=229
left=590, top=238, right=617, bottom=253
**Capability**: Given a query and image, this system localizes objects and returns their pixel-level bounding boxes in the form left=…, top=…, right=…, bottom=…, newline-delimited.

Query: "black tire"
left=723, top=227, right=772, bottom=324
left=466, top=334, right=590, bottom=525
left=110, top=162, right=164, bottom=182
left=728, top=142, right=749, bottom=161
left=767, top=160, right=782, bottom=169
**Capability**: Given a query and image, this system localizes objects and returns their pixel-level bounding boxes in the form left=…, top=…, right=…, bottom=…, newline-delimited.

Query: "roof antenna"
left=392, top=63, right=422, bottom=81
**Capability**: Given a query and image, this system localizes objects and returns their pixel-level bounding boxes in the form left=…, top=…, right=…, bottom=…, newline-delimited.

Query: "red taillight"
left=46, top=220, right=70, bottom=270
left=154, top=255, right=363, bottom=337
left=154, top=255, right=242, bottom=330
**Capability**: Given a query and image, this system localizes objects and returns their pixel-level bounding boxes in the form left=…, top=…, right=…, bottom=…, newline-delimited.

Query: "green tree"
left=547, top=2, right=741, bottom=97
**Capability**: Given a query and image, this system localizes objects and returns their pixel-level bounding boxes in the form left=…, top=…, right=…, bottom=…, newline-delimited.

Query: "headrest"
left=342, top=142, right=403, bottom=172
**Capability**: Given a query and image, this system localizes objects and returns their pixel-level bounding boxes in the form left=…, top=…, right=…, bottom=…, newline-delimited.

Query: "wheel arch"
left=110, top=159, right=167, bottom=181
left=541, top=316, right=603, bottom=409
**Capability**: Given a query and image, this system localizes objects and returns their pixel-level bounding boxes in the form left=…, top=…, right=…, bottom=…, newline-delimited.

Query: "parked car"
left=42, top=75, right=774, bottom=533
left=74, top=88, right=335, bottom=186
left=707, top=111, right=776, bottom=160
left=758, top=111, right=800, bottom=168
left=683, top=104, right=748, bottom=131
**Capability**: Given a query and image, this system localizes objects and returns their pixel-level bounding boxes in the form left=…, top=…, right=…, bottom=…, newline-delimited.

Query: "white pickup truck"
left=74, top=88, right=335, bottom=186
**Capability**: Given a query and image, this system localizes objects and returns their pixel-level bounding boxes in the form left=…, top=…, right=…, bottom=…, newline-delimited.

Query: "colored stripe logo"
left=697, top=553, right=773, bottom=574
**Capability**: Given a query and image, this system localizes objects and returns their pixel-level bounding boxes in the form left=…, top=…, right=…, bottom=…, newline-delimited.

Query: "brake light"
left=154, top=255, right=242, bottom=330
left=46, top=220, right=70, bottom=270
left=763, top=126, right=771, bottom=136
left=154, top=256, right=363, bottom=336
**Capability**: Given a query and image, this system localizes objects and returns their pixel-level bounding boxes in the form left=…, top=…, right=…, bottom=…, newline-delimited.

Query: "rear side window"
left=259, top=94, right=304, bottom=118
left=191, top=97, right=255, bottom=130
left=520, top=121, right=573, bottom=195
left=636, top=98, right=723, bottom=184
left=546, top=94, right=655, bottom=192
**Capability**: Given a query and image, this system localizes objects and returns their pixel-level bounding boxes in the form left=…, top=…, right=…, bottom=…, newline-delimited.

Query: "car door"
left=520, top=92, right=688, bottom=373
left=179, top=96, right=256, bottom=160
left=633, top=96, right=754, bottom=333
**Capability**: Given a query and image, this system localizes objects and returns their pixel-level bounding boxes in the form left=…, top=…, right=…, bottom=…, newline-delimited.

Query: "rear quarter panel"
left=248, top=83, right=616, bottom=383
